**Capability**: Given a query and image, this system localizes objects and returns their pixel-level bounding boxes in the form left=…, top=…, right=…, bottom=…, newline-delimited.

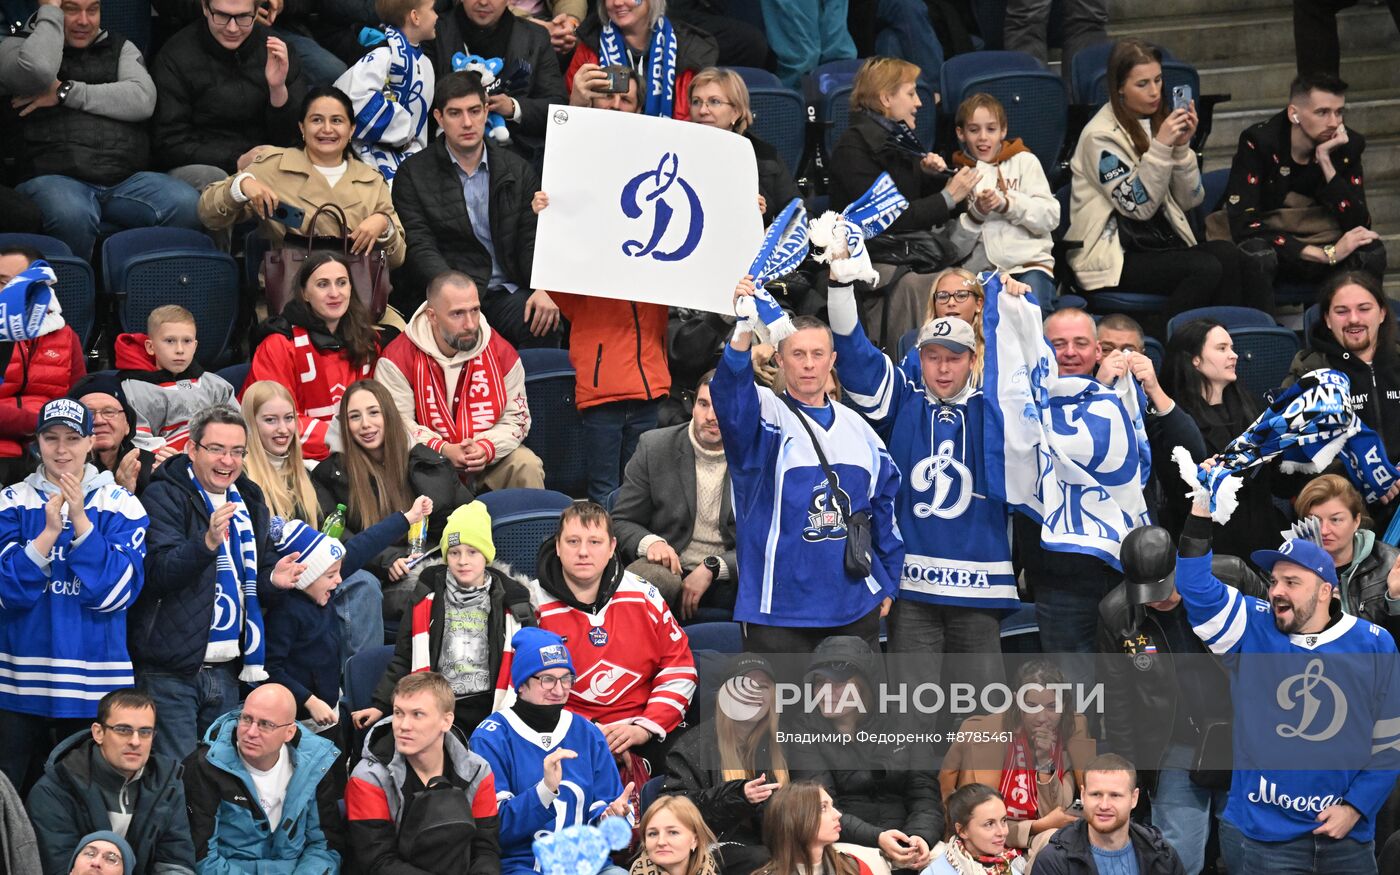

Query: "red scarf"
left=997, top=730, right=1064, bottom=821
left=408, top=341, right=506, bottom=445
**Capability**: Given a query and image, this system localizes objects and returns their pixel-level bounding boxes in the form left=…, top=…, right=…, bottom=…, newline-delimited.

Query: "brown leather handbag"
left=262, top=202, right=391, bottom=320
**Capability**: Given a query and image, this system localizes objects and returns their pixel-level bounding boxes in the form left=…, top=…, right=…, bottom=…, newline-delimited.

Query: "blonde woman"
left=241, top=380, right=319, bottom=525
left=662, top=654, right=787, bottom=873
left=687, top=68, right=800, bottom=224
left=632, top=796, right=721, bottom=875
left=829, top=58, right=980, bottom=355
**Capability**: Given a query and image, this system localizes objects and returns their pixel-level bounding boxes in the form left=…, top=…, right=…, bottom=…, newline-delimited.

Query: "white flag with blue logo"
left=529, top=106, right=764, bottom=314
left=979, top=274, right=1151, bottom=567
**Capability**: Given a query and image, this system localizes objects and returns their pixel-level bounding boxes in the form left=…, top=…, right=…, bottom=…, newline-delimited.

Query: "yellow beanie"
left=439, top=501, right=495, bottom=563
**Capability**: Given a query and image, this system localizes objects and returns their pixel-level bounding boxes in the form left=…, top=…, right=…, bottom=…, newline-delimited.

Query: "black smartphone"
left=602, top=64, right=631, bottom=94
left=270, top=202, right=306, bottom=229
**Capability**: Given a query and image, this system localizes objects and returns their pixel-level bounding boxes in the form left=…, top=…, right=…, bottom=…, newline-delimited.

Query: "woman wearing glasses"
left=0, top=398, right=149, bottom=794
left=350, top=501, right=537, bottom=737
left=245, top=251, right=384, bottom=462
left=687, top=68, right=801, bottom=226
left=471, top=627, right=634, bottom=875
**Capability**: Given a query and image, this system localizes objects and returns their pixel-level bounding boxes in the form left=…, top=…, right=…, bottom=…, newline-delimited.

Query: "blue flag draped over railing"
left=1176, top=369, right=1400, bottom=523
left=0, top=261, right=56, bottom=344
left=979, top=272, right=1151, bottom=568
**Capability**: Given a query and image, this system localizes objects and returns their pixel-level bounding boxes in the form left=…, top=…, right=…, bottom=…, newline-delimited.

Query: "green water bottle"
left=322, top=504, right=347, bottom=539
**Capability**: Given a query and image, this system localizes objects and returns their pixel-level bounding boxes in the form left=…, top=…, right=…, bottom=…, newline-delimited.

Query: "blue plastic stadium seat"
left=519, top=348, right=589, bottom=497
left=477, top=489, right=573, bottom=579
left=1231, top=326, right=1301, bottom=402
left=1166, top=306, right=1275, bottom=339
left=0, top=233, right=97, bottom=346
left=939, top=50, right=1044, bottom=115
left=732, top=66, right=782, bottom=89
left=683, top=621, right=742, bottom=654
left=748, top=86, right=805, bottom=173
left=343, top=644, right=395, bottom=711
left=104, top=228, right=238, bottom=367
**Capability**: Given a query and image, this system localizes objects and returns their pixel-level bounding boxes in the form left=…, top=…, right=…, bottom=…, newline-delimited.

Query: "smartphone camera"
left=603, top=65, right=632, bottom=94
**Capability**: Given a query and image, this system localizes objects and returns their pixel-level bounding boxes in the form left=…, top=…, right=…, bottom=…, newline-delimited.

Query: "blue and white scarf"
left=980, top=272, right=1151, bottom=568
left=739, top=197, right=809, bottom=343
left=0, top=261, right=56, bottom=342
left=598, top=15, right=677, bottom=118
left=1176, top=369, right=1400, bottom=523
left=192, top=470, right=267, bottom=682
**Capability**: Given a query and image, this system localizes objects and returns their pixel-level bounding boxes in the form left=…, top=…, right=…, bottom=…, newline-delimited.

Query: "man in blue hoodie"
left=182, top=683, right=344, bottom=873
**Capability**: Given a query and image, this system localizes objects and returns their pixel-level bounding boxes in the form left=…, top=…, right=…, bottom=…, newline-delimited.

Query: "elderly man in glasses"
left=131, top=406, right=306, bottom=764
left=27, top=689, right=196, bottom=875
left=183, top=684, right=344, bottom=872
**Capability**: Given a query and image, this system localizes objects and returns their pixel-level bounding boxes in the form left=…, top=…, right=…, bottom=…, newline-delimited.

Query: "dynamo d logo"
left=803, top=475, right=852, bottom=542
left=619, top=152, right=704, bottom=262
left=1275, top=658, right=1347, bottom=742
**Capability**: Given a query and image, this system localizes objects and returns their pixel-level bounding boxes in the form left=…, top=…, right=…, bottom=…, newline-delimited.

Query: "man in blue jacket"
left=182, top=683, right=344, bottom=873
left=130, top=407, right=306, bottom=762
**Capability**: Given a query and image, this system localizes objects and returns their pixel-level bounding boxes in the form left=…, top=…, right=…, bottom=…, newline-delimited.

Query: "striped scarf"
left=191, top=469, right=267, bottom=682
left=409, top=341, right=506, bottom=445
left=598, top=15, right=676, bottom=118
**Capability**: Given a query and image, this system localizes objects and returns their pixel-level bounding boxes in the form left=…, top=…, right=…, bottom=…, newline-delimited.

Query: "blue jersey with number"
left=471, top=708, right=625, bottom=874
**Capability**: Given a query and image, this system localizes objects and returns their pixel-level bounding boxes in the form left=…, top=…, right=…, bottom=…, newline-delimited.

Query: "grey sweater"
left=0, top=5, right=156, bottom=122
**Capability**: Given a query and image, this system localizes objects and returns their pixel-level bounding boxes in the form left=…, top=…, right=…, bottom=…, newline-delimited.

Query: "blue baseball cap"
left=1250, top=539, right=1339, bottom=588
left=36, top=397, right=93, bottom=437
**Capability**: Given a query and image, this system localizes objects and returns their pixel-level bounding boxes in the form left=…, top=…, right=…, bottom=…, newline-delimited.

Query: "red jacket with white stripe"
left=531, top=545, right=696, bottom=738
left=244, top=314, right=380, bottom=461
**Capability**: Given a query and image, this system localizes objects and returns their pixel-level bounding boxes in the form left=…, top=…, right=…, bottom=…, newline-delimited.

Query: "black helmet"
left=1121, top=525, right=1176, bottom=605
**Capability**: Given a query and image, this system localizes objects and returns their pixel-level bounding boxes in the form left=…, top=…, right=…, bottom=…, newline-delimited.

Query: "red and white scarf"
left=409, top=342, right=506, bottom=445
left=997, top=730, right=1065, bottom=821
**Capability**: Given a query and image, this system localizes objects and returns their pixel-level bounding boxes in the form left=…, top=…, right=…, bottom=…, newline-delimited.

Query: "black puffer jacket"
left=1286, top=319, right=1400, bottom=462
left=391, top=138, right=540, bottom=310
left=149, top=21, right=307, bottom=173
left=310, top=443, right=474, bottom=578
left=790, top=637, right=942, bottom=849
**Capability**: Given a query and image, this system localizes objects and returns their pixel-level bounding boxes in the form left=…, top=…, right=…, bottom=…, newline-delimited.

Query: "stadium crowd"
left=0, top=0, right=1398, bottom=872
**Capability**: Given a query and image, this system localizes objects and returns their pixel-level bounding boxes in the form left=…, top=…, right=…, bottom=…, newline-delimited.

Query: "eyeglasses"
left=688, top=97, right=732, bottom=110
left=90, top=408, right=125, bottom=421
left=934, top=290, right=977, bottom=304
left=79, top=847, right=125, bottom=866
left=195, top=442, right=248, bottom=459
left=102, top=723, right=155, bottom=739
left=209, top=8, right=256, bottom=28
left=531, top=673, right=576, bottom=691
left=237, top=713, right=296, bottom=733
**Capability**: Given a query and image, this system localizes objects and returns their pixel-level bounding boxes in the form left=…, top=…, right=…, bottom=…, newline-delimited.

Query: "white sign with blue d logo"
left=530, top=105, right=764, bottom=314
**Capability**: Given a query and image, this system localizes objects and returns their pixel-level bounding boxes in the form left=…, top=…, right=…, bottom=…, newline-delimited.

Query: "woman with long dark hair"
left=245, top=251, right=383, bottom=460
left=198, top=86, right=405, bottom=265
left=755, top=782, right=874, bottom=875
left=311, top=379, right=471, bottom=611
left=1162, top=319, right=1287, bottom=559
left=1065, top=38, right=1271, bottom=315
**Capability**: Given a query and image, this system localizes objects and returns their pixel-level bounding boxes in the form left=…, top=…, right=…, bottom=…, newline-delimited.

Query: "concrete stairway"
left=1104, top=0, right=1400, bottom=295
